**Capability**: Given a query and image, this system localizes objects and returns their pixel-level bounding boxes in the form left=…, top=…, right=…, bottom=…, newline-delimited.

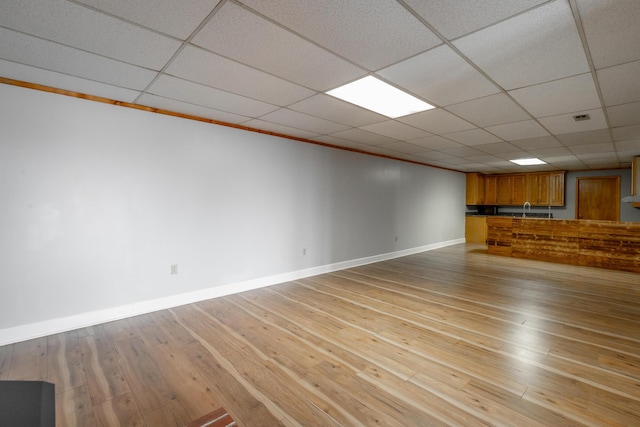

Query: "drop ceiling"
left=1, top=0, right=639, bottom=173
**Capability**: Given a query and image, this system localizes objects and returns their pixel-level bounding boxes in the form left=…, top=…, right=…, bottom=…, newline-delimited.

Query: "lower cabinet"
left=465, top=216, right=487, bottom=243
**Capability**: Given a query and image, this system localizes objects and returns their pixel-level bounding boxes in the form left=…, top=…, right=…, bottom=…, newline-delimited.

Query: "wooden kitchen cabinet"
left=527, top=173, right=550, bottom=205
left=465, top=216, right=488, bottom=243
left=496, top=175, right=526, bottom=205
left=484, top=175, right=497, bottom=205
left=465, top=173, right=485, bottom=205
left=468, top=171, right=565, bottom=207
left=549, top=171, right=565, bottom=206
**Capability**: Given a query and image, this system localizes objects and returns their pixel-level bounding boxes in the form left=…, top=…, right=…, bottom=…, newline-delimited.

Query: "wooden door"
left=575, top=176, right=620, bottom=221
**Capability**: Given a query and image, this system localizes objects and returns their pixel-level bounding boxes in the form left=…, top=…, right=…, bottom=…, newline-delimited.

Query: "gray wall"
left=0, top=84, right=465, bottom=338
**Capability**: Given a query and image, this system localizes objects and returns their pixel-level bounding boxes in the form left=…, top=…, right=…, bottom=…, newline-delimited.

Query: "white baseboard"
left=0, top=238, right=464, bottom=346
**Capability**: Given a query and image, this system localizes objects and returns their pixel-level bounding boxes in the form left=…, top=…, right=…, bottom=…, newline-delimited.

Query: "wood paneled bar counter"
left=487, top=217, right=640, bottom=273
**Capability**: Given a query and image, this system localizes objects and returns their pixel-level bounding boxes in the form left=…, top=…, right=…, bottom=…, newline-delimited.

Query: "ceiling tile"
left=607, top=102, right=640, bottom=128
left=0, top=27, right=157, bottom=91
left=241, top=119, right=321, bottom=139
left=311, top=135, right=374, bottom=152
left=360, top=121, right=431, bottom=141
left=375, top=142, right=428, bottom=154
left=612, top=125, right=640, bottom=142
left=533, top=147, right=573, bottom=157
left=167, top=45, right=314, bottom=106
left=288, top=94, right=387, bottom=128
left=259, top=109, right=349, bottom=135
left=0, top=59, right=141, bottom=103
left=464, top=154, right=504, bottom=164
left=576, top=0, right=640, bottom=69
left=436, top=157, right=475, bottom=166
left=510, top=136, right=563, bottom=151
left=556, top=129, right=612, bottom=146
left=597, top=60, right=640, bottom=106
left=0, top=0, right=181, bottom=70
left=192, top=2, right=365, bottom=91
left=438, top=145, right=485, bottom=157
left=403, top=0, right=548, bottom=40
left=361, top=145, right=403, bottom=157
left=408, top=136, right=462, bottom=150
left=494, top=150, right=536, bottom=160
left=446, top=93, right=531, bottom=127
left=569, top=142, right=615, bottom=155
left=377, top=45, right=499, bottom=106
left=614, top=140, right=640, bottom=153
left=509, top=73, right=600, bottom=118
left=147, top=75, right=279, bottom=117
left=442, top=128, right=502, bottom=146
left=577, top=151, right=619, bottom=162
left=239, top=0, right=442, bottom=70
left=413, top=151, right=458, bottom=161
left=398, top=109, right=475, bottom=134
left=538, top=109, right=607, bottom=135
left=74, top=0, right=221, bottom=39
left=453, top=0, right=589, bottom=89
left=485, top=120, right=549, bottom=141
left=544, top=157, right=585, bottom=169
left=475, top=142, right=522, bottom=154
left=329, top=128, right=397, bottom=146
left=136, top=94, right=250, bottom=124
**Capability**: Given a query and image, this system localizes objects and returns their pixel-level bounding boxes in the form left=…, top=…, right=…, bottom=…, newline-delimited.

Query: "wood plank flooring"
left=1, top=243, right=639, bottom=426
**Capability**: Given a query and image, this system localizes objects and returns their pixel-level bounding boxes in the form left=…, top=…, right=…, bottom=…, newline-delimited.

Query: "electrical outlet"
left=395, top=236, right=398, bottom=242
left=302, top=248, right=306, bottom=255
left=170, top=264, right=178, bottom=275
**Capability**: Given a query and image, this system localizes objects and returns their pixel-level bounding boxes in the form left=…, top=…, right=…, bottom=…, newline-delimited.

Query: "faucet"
left=523, top=201, right=531, bottom=218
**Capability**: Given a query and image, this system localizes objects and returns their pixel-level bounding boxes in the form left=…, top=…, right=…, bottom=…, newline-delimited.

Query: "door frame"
left=575, top=175, right=620, bottom=221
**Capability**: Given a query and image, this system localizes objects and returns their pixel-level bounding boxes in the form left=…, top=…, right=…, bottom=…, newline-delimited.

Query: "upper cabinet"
left=465, top=173, right=485, bottom=205
left=466, top=171, right=565, bottom=207
left=632, top=156, right=640, bottom=208
left=549, top=171, right=565, bottom=206
left=527, top=173, right=550, bottom=205
left=496, top=175, right=526, bottom=205
left=484, top=175, right=498, bottom=205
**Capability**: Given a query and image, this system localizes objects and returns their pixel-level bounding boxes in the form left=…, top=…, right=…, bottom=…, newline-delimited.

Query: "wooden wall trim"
left=0, top=76, right=461, bottom=174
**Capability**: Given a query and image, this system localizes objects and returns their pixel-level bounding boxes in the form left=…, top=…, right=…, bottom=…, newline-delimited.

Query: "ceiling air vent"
left=573, top=113, right=590, bottom=121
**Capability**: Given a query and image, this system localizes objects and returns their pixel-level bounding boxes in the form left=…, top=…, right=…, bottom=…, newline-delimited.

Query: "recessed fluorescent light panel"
left=326, top=76, right=435, bottom=118
left=510, top=158, right=547, bottom=166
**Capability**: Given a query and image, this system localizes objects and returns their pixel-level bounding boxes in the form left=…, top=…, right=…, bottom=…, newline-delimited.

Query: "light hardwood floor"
left=1, top=243, right=639, bottom=426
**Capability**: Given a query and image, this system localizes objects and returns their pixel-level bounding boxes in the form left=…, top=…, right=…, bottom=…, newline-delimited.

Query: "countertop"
left=466, top=212, right=553, bottom=218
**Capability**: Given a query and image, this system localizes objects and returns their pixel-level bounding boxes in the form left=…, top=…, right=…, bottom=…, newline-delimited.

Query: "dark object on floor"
left=0, top=381, right=55, bottom=427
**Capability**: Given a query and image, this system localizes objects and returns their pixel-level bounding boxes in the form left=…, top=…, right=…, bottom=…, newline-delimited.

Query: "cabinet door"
left=465, top=216, right=487, bottom=243
left=549, top=172, right=565, bottom=206
left=512, top=175, right=527, bottom=205
left=527, top=173, right=550, bottom=205
left=484, top=175, right=497, bottom=205
left=465, top=173, right=485, bottom=205
left=496, top=176, right=513, bottom=205
left=632, top=157, right=640, bottom=196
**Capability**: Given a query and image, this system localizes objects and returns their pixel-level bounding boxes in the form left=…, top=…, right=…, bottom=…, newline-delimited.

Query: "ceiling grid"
left=0, top=0, right=638, bottom=172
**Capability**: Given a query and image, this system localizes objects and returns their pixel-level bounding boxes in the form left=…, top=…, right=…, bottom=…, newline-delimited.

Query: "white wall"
left=0, top=84, right=465, bottom=344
